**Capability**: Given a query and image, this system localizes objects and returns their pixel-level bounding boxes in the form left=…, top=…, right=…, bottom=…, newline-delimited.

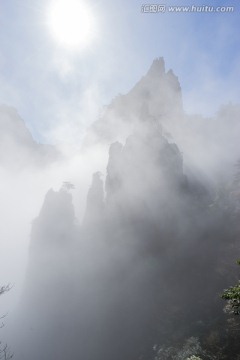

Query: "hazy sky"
left=0, top=0, right=239, bottom=144
left=0, top=2, right=240, bottom=357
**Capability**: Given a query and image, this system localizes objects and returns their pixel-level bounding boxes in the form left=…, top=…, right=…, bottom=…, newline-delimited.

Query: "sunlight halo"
left=47, top=0, right=96, bottom=50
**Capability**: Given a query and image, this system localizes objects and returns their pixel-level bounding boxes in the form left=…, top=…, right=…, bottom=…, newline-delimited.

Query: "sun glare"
left=47, top=0, right=96, bottom=49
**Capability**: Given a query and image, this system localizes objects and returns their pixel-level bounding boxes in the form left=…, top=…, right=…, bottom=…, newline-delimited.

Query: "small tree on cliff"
left=0, top=285, right=13, bottom=360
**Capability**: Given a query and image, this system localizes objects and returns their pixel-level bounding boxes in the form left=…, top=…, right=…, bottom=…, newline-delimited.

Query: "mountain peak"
left=87, top=57, right=183, bottom=144
left=147, top=57, right=165, bottom=77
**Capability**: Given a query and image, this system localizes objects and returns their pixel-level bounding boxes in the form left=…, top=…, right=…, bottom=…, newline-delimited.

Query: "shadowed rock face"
left=0, top=105, right=61, bottom=170
left=83, top=172, right=105, bottom=227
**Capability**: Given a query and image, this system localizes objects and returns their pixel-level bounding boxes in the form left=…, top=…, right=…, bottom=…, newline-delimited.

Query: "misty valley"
left=1, top=58, right=240, bottom=360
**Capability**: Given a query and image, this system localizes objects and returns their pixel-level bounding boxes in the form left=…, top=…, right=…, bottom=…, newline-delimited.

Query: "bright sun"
left=47, top=0, right=96, bottom=49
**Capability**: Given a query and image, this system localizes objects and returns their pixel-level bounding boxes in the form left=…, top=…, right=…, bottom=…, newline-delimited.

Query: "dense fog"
left=1, top=58, right=240, bottom=360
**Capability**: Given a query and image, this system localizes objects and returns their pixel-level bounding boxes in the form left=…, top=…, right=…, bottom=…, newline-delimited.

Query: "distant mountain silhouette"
left=0, top=105, right=61, bottom=170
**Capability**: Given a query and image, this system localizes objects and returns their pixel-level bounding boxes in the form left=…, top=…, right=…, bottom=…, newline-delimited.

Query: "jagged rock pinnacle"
left=147, top=57, right=165, bottom=77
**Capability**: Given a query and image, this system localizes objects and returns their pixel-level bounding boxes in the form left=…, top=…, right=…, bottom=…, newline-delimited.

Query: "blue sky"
left=0, top=0, right=239, bottom=143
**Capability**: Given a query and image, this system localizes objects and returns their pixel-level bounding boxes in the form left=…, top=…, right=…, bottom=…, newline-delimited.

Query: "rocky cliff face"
left=18, top=122, right=214, bottom=360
